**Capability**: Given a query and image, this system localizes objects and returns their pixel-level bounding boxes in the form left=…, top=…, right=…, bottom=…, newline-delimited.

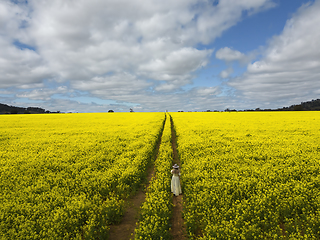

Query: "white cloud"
left=139, top=47, right=212, bottom=83
left=0, top=89, right=12, bottom=95
left=155, top=83, right=177, bottom=92
left=219, top=67, right=234, bottom=78
left=0, top=0, right=277, bottom=111
left=0, top=1, right=51, bottom=88
left=196, top=87, right=220, bottom=96
left=0, top=39, right=52, bottom=88
left=71, top=73, right=151, bottom=100
left=0, top=1, right=28, bottom=38
left=216, top=47, right=249, bottom=63
left=16, top=86, right=69, bottom=101
left=229, top=0, right=320, bottom=106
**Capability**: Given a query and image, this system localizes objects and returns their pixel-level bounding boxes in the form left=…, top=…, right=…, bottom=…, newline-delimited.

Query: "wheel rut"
left=170, top=115, right=187, bottom=240
left=108, top=118, right=166, bottom=240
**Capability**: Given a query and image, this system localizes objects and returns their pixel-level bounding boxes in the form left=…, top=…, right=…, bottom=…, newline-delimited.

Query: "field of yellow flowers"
left=171, top=112, right=320, bottom=239
left=0, top=113, right=165, bottom=239
left=135, top=113, right=173, bottom=239
left=2, top=111, right=320, bottom=239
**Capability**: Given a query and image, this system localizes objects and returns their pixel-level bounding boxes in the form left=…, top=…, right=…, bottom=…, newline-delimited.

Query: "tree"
left=293, top=105, right=303, bottom=111
left=130, top=108, right=134, bottom=112
left=10, top=109, right=18, bottom=114
left=108, top=110, right=114, bottom=112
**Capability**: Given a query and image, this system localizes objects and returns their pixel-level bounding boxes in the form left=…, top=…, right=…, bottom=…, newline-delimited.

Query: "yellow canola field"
left=135, top=113, right=173, bottom=240
left=0, top=113, right=165, bottom=240
left=171, top=112, right=320, bottom=239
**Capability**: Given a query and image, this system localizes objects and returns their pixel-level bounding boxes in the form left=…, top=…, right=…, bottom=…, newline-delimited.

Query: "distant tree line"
left=183, top=99, right=320, bottom=112
left=239, top=99, right=320, bottom=112
left=283, top=99, right=320, bottom=111
left=0, top=103, right=59, bottom=114
left=2, top=98, right=320, bottom=114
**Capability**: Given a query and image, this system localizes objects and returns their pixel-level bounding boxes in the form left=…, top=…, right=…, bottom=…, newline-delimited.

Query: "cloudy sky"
left=1, top=0, right=319, bottom=112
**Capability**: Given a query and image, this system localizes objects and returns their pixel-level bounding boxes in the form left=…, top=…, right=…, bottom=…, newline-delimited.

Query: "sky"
left=0, top=0, right=320, bottom=112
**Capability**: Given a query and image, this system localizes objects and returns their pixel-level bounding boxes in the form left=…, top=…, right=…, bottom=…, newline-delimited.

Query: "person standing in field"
left=171, top=164, right=182, bottom=196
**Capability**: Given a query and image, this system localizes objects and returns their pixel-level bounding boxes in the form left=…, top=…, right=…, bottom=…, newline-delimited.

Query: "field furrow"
left=134, top=113, right=173, bottom=239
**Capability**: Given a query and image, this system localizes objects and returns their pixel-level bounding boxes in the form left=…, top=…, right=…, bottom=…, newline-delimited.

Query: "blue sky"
left=191, top=0, right=312, bottom=90
left=0, top=0, right=319, bottom=112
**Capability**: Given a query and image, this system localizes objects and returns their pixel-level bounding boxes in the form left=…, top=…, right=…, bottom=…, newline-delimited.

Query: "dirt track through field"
left=108, top=116, right=187, bottom=240
left=170, top=116, right=187, bottom=240
left=108, top=120, right=165, bottom=240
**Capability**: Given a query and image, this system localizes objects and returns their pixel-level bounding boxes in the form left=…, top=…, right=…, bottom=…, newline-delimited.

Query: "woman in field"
left=171, top=164, right=182, bottom=196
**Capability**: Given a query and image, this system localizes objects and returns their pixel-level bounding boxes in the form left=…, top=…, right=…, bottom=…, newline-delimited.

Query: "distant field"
left=0, top=113, right=165, bottom=239
left=171, top=112, right=320, bottom=239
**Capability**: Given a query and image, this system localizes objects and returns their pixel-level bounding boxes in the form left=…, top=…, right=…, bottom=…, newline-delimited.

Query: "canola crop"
left=171, top=112, right=320, bottom=239
left=135, top=113, right=173, bottom=240
left=0, top=113, right=165, bottom=239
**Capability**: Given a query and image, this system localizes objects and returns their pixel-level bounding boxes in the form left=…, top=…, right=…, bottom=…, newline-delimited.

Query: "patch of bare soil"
left=108, top=167, right=154, bottom=240
left=108, top=120, right=165, bottom=240
left=170, top=116, right=187, bottom=240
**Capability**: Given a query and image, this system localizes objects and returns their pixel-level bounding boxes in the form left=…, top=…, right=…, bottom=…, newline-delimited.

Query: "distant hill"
left=0, top=103, right=57, bottom=114
left=282, top=98, right=320, bottom=111
left=256, top=99, right=320, bottom=111
left=223, top=99, right=320, bottom=112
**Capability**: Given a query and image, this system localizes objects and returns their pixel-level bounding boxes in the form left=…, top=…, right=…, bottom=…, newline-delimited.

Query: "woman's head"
left=172, top=164, right=179, bottom=169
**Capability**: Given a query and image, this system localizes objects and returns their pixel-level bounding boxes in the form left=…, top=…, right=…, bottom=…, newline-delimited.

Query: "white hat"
left=172, top=164, right=179, bottom=169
